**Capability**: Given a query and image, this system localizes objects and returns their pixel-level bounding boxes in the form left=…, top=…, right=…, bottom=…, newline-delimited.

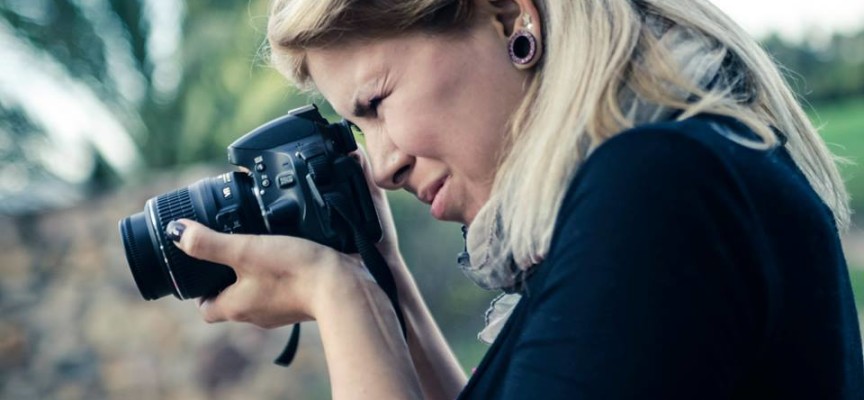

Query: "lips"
left=429, top=178, right=450, bottom=220
left=418, top=177, right=446, bottom=205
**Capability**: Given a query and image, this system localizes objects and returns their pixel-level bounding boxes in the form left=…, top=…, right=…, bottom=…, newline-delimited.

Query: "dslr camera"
left=119, top=104, right=382, bottom=301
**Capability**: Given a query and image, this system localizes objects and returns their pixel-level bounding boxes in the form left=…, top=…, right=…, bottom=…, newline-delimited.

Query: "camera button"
left=277, top=173, right=296, bottom=189
left=256, top=163, right=266, bottom=172
left=262, top=178, right=272, bottom=188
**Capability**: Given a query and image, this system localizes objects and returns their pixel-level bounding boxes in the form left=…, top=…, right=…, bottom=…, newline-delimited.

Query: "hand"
left=169, top=219, right=367, bottom=329
left=351, top=146, right=406, bottom=274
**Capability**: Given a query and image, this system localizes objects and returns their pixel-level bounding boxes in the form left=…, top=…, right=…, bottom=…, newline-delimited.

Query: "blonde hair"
left=267, top=0, right=852, bottom=265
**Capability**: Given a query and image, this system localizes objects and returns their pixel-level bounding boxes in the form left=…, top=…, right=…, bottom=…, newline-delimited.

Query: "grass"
left=810, top=97, right=864, bottom=212
left=851, top=266, right=864, bottom=310
left=811, top=97, right=864, bottom=325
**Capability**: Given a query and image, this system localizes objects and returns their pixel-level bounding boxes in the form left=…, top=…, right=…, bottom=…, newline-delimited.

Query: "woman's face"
left=306, top=20, right=528, bottom=224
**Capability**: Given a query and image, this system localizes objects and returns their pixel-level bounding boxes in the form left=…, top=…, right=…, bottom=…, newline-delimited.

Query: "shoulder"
left=541, top=114, right=773, bottom=281
left=500, top=118, right=778, bottom=399
left=513, top=116, right=777, bottom=338
left=576, top=114, right=762, bottom=186
left=559, top=114, right=760, bottom=216
left=556, top=113, right=784, bottom=220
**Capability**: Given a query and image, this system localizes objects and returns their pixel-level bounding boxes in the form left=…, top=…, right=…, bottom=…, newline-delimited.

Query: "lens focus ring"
left=153, top=188, right=197, bottom=297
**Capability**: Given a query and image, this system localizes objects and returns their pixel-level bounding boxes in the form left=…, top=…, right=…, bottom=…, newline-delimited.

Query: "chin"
left=458, top=209, right=478, bottom=226
left=431, top=205, right=467, bottom=224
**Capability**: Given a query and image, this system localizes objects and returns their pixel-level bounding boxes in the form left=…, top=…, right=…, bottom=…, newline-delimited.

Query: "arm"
left=392, top=256, right=469, bottom=400
left=324, top=252, right=466, bottom=399
left=175, top=221, right=424, bottom=399
left=173, top=148, right=465, bottom=399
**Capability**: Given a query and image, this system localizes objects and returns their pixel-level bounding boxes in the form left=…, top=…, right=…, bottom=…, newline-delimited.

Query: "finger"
left=351, top=146, right=385, bottom=199
left=197, top=280, right=275, bottom=325
left=351, top=146, right=397, bottom=231
left=168, top=218, right=257, bottom=270
left=196, top=289, right=246, bottom=324
left=196, top=296, right=227, bottom=323
left=349, top=147, right=405, bottom=267
left=195, top=281, right=251, bottom=323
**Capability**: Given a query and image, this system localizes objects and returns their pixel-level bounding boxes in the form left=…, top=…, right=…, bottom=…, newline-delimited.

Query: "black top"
left=457, top=115, right=864, bottom=399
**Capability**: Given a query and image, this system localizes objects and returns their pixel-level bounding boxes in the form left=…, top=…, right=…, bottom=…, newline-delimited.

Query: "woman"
left=166, top=0, right=864, bottom=398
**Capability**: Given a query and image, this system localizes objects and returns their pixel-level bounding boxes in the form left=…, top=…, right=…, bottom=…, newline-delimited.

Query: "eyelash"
left=367, top=96, right=383, bottom=115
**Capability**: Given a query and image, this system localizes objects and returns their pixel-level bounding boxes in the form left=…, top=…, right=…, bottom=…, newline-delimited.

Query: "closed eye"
left=352, top=95, right=384, bottom=119
left=368, top=96, right=383, bottom=112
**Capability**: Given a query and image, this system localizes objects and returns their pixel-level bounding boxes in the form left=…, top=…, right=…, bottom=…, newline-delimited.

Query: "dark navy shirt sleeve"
left=501, top=130, right=769, bottom=399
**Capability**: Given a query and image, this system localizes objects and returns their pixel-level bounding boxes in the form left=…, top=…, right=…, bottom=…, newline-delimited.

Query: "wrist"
left=311, top=253, right=391, bottom=320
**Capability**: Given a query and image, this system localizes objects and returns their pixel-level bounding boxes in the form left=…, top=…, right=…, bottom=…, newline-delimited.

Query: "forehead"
left=308, top=32, right=449, bottom=114
left=306, top=39, right=396, bottom=112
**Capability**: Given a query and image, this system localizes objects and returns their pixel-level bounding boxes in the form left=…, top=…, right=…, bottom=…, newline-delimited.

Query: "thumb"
left=351, top=146, right=397, bottom=237
left=167, top=219, right=253, bottom=270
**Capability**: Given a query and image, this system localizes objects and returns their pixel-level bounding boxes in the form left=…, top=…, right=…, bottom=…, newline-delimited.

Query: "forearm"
left=316, top=269, right=423, bottom=400
left=390, top=257, right=468, bottom=400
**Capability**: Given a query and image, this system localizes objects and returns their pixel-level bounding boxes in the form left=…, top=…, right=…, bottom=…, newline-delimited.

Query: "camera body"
left=227, top=104, right=380, bottom=246
left=119, top=104, right=382, bottom=301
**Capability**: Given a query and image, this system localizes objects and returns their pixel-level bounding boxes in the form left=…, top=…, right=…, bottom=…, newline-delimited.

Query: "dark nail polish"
left=166, top=221, right=186, bottom=242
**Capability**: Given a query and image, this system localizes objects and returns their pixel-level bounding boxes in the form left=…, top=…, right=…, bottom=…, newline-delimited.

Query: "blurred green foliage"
left=850, top=266, right=864, bottom=309
left=762, top=30, right=864, bottom=102
left=0, top=0, right=296, bottom=193
left=809, top=97, right=864, bottom=213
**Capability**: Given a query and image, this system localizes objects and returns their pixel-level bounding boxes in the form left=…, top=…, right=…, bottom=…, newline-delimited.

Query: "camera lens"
left=119, top=172, right=265, bottom=300
left=120, top=211, right=175, bottom=299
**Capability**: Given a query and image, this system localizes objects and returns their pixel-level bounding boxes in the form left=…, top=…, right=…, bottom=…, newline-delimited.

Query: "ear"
left=486, top=0, right=544, bottom=70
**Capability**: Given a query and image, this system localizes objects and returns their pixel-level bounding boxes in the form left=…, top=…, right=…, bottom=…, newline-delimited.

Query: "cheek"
left=389, top=101, right=487, bottom=164
left=383, top=99, right=452, bottom=159
left=377, top=37, right=519, bottom=170
left=381, top=90, right=508, bottom=180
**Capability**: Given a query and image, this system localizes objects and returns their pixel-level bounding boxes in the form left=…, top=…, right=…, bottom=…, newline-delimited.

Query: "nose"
left=366, top=130, right=414, bottom=190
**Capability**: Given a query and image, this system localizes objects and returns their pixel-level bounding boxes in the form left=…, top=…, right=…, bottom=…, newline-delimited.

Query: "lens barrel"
left=119, top=172, right=263, bottom=300
left=120, top=212, right=176, bottom=299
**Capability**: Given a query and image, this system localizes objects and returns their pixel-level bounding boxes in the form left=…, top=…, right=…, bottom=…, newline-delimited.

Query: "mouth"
left=418, top=177, right=447, bottom=205
left=428, top=177, right=450, bottom=220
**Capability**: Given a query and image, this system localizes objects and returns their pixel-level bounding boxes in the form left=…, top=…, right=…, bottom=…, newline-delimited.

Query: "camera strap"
left=273, top=192, right=407, bottom=367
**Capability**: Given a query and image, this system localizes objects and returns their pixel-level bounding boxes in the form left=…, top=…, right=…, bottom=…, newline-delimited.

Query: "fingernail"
left=166, top=220, right=187, bottom=242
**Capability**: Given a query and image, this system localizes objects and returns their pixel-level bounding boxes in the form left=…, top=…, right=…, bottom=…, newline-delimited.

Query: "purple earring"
left=508, top=13, right=539, bottom=66
left=508, top=30, right=538, bottom=65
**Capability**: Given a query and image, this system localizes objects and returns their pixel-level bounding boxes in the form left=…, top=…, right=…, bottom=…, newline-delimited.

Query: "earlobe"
left=507, top=4, right=543, bottom=70
left=484, top=0, right=544, bottom=69
left=508, top=12, right=542, bottom=69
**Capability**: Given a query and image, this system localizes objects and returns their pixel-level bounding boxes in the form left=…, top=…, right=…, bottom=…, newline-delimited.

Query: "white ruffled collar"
left=458, top=200, right=537, bottom=344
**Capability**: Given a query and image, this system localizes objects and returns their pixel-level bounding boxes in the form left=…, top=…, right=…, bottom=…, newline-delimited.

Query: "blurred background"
left=0, top=0, right=862, bottom=399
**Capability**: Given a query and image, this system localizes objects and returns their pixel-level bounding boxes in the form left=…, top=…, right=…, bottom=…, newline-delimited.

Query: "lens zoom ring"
left=155, top=187, right=197, bottom=227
